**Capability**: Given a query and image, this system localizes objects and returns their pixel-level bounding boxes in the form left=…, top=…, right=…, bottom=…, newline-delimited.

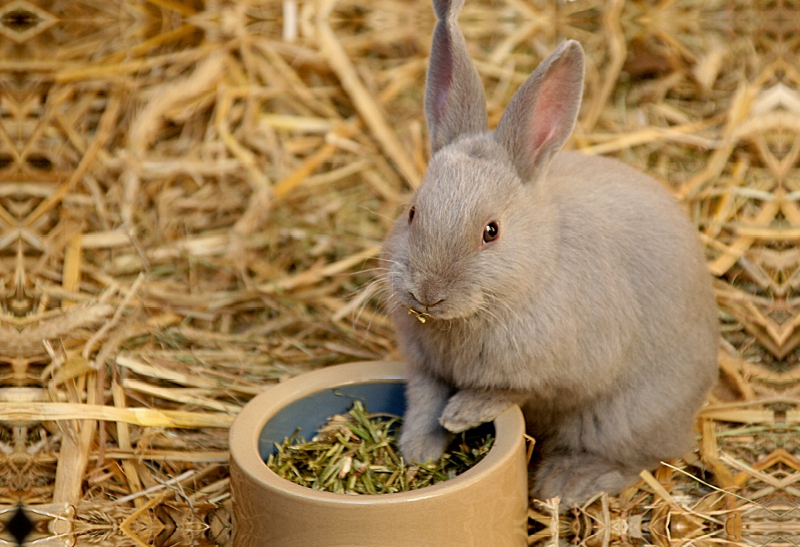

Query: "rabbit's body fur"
left=384, top=0, right=718, bottom=506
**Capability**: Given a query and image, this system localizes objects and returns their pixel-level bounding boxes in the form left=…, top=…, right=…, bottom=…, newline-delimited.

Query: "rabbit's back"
left=528, top=150, right=718, bottom=454
left=546, top=150, right=716, bottom=344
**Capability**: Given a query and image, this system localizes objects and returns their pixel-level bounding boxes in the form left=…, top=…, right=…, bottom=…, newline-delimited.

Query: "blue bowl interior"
left=258, top=381, right=406, bottom=461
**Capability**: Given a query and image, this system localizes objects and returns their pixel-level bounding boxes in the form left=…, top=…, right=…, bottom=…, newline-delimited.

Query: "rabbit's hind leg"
left=531, top=452, right=643, bottom=508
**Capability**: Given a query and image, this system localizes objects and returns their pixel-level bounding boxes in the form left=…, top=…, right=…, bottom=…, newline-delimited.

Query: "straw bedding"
left=0, top=0, right=797, bottom=545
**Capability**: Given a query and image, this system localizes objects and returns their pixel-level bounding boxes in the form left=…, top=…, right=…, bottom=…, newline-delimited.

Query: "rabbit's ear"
left=495, top=40, right=584, bottom=184
left=425, top=0, right=487, bottom=154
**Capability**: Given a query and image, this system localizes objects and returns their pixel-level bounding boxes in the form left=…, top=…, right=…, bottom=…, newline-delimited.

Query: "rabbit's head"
left=384, top=0, right=585, bottom=323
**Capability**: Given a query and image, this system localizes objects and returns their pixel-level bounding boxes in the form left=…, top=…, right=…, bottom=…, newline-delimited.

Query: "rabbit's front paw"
left=439, top=390, right=511, bottom=433
left=398, top=426, right=449, bottom=464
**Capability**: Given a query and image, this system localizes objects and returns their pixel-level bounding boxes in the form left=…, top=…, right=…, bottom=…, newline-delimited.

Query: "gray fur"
left=382, top=0, right=718, bottom=506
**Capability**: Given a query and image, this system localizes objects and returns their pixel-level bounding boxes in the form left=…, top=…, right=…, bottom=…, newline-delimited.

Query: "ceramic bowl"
left=229, top=361, right=528, bottom=547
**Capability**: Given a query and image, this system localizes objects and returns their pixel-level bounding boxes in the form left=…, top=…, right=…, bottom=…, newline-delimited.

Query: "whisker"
left=334, top=279, right=383, bottom=323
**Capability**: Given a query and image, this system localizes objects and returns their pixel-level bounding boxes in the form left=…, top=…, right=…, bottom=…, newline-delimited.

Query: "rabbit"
left=381, top=0, right=719, bottom=506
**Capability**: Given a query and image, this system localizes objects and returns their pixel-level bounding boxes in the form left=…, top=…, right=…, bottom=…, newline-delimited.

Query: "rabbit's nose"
left=408, top=291, right=444, bottom=310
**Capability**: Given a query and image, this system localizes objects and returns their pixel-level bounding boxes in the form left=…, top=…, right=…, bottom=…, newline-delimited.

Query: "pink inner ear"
left=531, top=118, right=557, bottom=153
left=529, top=72, right=572, bottom=156
left=494, top=41, right=583, bottom=182
left=426, top=22, right=457, bottom=147
left=432, top=51, right=453, bottom=122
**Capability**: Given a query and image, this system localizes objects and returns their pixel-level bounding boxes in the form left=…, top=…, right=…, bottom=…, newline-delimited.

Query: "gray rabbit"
left=381, top=0, right=719, bottom=505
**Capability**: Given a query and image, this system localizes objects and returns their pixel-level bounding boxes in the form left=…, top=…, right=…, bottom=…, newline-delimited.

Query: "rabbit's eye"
left=408, top=205, right=416, bottom=224
left=483, top=221, right=499, bottom=244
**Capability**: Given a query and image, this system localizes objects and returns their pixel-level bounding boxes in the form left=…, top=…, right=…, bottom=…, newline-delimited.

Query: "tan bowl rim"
left=230, top=360, right=525, bottom=506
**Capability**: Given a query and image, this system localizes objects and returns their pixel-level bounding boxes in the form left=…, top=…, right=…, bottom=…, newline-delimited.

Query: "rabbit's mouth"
left=404, top=290, right=447, bottom=321
left=399, top=286, right=484, bottom=322
left=407, top=307, right=435, bottom=324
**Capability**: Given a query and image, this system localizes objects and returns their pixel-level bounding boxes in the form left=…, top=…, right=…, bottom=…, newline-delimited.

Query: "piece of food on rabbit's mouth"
left=408, top=307, right=434, bottom=323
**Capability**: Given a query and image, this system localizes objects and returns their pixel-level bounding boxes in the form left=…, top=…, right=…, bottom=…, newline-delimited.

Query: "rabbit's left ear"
left=494, top=40, right=585, bottom=184
left=425, top=0, right=488, bottom=154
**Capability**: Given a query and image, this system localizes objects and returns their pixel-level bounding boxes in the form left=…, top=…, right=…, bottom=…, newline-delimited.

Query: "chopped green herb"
left=266, top=400, right=494, bottom=494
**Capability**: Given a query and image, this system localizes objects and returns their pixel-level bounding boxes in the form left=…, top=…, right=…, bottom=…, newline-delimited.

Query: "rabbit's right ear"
left=425, top=0, right=487, bottom=154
